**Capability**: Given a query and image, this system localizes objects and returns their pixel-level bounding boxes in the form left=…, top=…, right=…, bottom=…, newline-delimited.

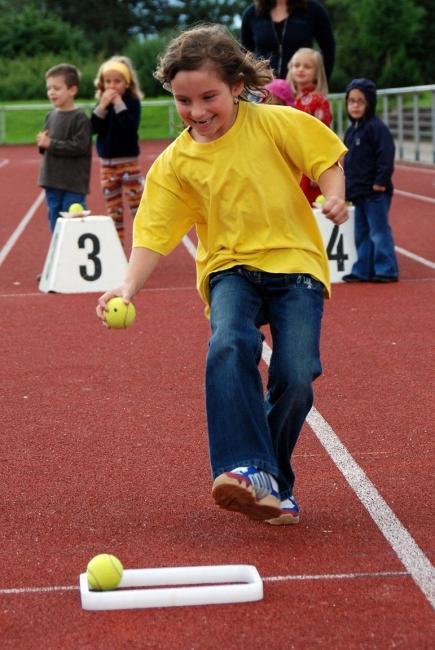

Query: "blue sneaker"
left=265, top=496, right=300, bottom=525
left=212, top=466, right=282, bottom=521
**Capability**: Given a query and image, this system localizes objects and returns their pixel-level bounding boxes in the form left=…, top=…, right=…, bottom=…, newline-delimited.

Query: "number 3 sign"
left=39, top=216, right=128, bottom=293
left=312, top=206, right=357, bottom=283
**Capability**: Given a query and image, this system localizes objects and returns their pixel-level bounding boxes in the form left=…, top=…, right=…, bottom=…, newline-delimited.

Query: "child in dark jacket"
left=92, top=56, right=144, bottom=244
left=342, top=78, right=399, bottom=283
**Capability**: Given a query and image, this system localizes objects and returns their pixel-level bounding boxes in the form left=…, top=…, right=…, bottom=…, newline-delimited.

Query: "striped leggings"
left=100, top=160, right=144, bottom=243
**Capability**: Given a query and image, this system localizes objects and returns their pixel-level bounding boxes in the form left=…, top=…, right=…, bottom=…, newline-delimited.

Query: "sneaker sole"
left=212, top=473, right=282, bottom=521
left=265, top=512, right=300, bottom=526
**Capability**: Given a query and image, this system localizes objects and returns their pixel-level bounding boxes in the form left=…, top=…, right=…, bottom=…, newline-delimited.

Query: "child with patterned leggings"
left=92, top=56, right=144, bottom=243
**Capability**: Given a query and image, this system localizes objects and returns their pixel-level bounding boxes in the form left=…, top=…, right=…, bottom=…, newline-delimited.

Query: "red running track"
left=0, top=144, right=434, bottom=649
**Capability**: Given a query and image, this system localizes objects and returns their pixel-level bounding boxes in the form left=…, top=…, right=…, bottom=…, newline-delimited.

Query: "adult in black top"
left=241, top=0, right=335, bottom=80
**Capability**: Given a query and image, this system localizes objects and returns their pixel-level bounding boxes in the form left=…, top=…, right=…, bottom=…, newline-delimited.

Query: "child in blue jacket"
left=342, top=78, right=399, bottom=283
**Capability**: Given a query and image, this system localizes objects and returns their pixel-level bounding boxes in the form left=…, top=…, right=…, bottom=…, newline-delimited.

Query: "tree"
left=326, top=0, right=362, bottom=91
left=0, top=4, right=90, bottom=58
left=167, top=0, right=246, bottom=29
left=411, top=0, right=435, bottom=84
left=327, top=0, right=426, bottom=89
left=357, top=0, right=425, bottom=86
left=39, top=0, right=246, bottom=49
left=41, top=0, right=139, bottom=53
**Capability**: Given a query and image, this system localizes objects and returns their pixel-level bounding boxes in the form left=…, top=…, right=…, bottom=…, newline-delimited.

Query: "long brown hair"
left=154, top=24, right=273, bottom=102
left=255, top=0, right=307, bottom=16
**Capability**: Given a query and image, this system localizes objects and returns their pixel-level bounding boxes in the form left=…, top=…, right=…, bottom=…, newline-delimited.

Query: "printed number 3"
left=78, top=233, right=102, bottom=281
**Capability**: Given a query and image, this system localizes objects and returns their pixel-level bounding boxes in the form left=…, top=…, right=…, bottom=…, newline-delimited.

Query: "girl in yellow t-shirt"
left=97, top=24, right=347, bottom=526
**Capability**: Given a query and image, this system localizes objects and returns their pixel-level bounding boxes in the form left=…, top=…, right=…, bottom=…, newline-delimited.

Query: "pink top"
left=265, top=79, right=295, bottom=107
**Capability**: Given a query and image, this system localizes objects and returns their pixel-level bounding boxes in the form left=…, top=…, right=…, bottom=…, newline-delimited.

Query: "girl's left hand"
left=321, top=197, right=349, bottom=225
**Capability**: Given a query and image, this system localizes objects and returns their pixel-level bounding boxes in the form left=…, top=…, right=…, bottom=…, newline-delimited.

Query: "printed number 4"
left=78, top=233, right=102, bottom=281
left=327, top=225, right=348, bottom=271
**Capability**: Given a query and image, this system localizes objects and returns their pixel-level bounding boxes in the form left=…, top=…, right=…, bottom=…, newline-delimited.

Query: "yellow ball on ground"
left=86, top=554, right=123, bottom=591
left=68, top=202, right=84, bottom=213
left=105, top=297, right=136, bottom=329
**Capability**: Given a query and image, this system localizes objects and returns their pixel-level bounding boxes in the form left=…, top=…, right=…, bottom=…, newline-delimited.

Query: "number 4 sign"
left=39, top=216, right=128, bottom=293
left=312, top=206, right=357, bottom=283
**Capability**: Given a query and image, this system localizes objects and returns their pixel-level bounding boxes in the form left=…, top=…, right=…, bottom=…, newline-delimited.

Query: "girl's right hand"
left=96, top=288, right=133, bottom=326
left=96, top=249, right=161, bottom=325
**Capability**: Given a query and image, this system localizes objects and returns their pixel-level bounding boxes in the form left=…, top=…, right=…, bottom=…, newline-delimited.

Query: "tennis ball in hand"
left=314, top=194, right=326, bottom=205
left=86, top=554, right=123, bottom=591
left=68, top=203, right=84, bottom=213
left=105, top=297, right=136, bottom=329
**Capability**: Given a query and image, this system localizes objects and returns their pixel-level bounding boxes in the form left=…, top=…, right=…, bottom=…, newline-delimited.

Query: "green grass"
left=0, top=97, right=179, bottom=144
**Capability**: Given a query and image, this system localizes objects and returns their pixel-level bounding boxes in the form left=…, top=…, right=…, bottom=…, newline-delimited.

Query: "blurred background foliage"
left=0, top=0, right=433, bottom=101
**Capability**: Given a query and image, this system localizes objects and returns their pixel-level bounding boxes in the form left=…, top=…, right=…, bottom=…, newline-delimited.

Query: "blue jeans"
left=351, top=194, right=399, bottom=279
left=206, top=268, right=324, bottom=499
left=45, top=188, right=87, bottom=232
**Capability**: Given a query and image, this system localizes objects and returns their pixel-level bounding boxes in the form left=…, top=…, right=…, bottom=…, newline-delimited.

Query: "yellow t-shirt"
left=133, top=100, right=347, bottom=312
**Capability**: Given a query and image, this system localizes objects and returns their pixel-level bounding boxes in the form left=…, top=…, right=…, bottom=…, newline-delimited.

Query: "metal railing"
left=1, top=85, right=434, bottom=164
left=329, top=84, right=435, bottom=164
left=0, top=99, right=178, bottom=145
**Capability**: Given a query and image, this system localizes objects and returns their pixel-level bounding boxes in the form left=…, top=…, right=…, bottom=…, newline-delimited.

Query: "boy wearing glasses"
left=342, top=78, right=399, bottom=283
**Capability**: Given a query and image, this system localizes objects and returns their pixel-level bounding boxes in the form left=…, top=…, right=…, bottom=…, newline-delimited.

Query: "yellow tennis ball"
left=68, top=202, right=84, bottom=213
left=314, top=194, right=326, bottom=205
left=105, top=297, right=136, bottom=329
left=86, top=554, right=123, bottom=591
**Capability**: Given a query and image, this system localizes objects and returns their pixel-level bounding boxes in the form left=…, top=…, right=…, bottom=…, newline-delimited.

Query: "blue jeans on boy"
left=45, top=188, right=87, bottom=232
left=351, top=194, right=398, bottom=279
left=206, top=267, right=324, bottom=500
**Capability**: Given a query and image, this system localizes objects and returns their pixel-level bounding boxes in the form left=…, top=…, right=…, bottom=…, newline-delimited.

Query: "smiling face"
left=46, top=75, right=77, bottom=110
left=289, top=51, right=316, bottom=91
left=170, top=65, right=244, bottom=143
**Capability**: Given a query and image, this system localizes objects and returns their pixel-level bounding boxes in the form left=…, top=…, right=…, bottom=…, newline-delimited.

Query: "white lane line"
left=395, top=246, right=435, bottom=269
left=0, top=286, right=197, bottom=299
left=1, top=585, right=79, bottom=595
left=182, top=234, right=197, bottom=258
left=396, top=165, right=435, bottom=175
left=264, top=571, right=409, bottom=582
left=395, top=189, right=435, bottom=204
left=0, top=292, right=43, bottom=298
left=0, top=191, right=45, bottom=267
left=0, top=159, right=10, bottom=169
left=306, top=405, right=435, bottom=609
left=260, top=327, right=434, bottom=608
left=0, top=571, right=409, bottom=596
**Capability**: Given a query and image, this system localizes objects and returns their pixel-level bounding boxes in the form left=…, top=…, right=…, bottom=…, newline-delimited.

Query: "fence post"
left=432, top=91, right=435, bottom=164
left=397, top=95, right=404, bottom=160
left=413, top=93, right=420, bottom=162
left=0, top=107, right=5, bottom=144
